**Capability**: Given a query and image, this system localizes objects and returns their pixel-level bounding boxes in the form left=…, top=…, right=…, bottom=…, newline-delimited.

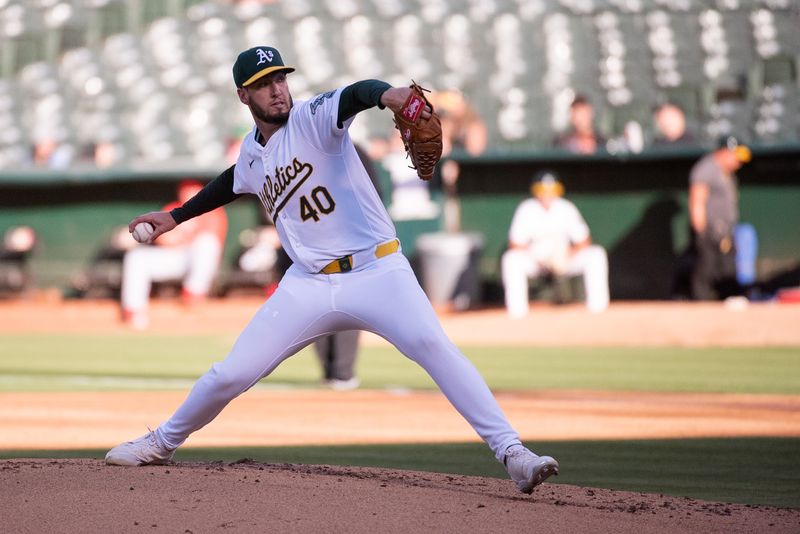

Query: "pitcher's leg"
left=342, top=255, right=521, bottom=461
left=415, top=334, right=522, bottom=461
left=157, top=272, right=331, bottom=449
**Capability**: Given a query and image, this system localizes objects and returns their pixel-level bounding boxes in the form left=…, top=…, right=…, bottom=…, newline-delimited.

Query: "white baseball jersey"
left=503, top=197, right=609, bottom=315
left=233, top=88, right=396, bottom=273
left=508, top=197, right=590, bottom=263
left=147, top=81, right=528, bottom=471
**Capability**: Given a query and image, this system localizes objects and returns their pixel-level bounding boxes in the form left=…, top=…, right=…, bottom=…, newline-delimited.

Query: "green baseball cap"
left=233, top=46, right=295, bottom=88
left=717, top=135, right=752, bottom=163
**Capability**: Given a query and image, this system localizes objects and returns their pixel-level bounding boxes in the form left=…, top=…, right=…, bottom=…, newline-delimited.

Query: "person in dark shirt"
left=688, top=136, right=751, bottom=300
left=553, top=95, right=606, bottom=154
left=651, top=103, right=698, bottom=148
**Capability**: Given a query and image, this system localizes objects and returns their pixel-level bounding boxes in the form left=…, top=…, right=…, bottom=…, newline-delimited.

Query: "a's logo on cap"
left=256, top=48, right=274, bottom=65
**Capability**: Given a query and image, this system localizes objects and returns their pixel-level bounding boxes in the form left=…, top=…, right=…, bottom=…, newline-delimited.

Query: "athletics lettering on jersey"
left=257, top=157, right=314, bottom=218
left=310, top=91, right=335, bottom=115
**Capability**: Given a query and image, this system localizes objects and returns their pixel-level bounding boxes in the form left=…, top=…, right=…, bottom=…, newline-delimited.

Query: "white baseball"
left=132, top=222, right=155, bottom=243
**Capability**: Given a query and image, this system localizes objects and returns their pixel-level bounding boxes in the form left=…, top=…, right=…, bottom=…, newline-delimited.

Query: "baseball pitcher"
left=105, top=46, right=559, bottom=495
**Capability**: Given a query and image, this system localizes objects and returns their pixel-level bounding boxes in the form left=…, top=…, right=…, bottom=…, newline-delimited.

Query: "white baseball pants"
left=156, top=252, right=522, bottom=461
left=502, top=245, right=609, bottom=317
left=121, top=233, right=223, bottom=312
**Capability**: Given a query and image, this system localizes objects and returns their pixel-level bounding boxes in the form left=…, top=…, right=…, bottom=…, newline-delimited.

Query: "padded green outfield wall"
left=1, top=147, right=798, bottom=300
left=0, top=174, right=261, bottom=291
left=459, top=185, right=800, bottom=300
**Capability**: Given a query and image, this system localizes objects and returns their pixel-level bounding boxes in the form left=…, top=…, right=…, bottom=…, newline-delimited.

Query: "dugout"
left=0, top=146, right=799, bottom=302
left=451, top=145, right=800, bottom=301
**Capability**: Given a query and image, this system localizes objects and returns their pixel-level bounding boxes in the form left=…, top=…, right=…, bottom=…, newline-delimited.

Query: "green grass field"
left=1, top=335, right=799, bottom=393
left=1, top=334, right=799, bottom=508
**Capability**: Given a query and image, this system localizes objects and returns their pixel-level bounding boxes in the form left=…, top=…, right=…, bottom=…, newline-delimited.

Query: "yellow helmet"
left=718, top=135, right=752, bottom=163
left=530, top=170, right=565, bottom=197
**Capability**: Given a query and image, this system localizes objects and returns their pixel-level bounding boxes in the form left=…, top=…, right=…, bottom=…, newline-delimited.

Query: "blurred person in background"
left=32, top=135, right=75, bottom=169
left=93, top=140, right=121, bottom=168
left=651, top=103, right=697, bottom=148
left=381, top=131, right=440, bottom=221
left=120, top=180, right=228, bottom=329
left=430, top=89, right=488, bottom=158
left=688, top=136, right=751, bottom=301
left=225, top=126, right=251, bottom=166
left=502, top=170, right=609, bottom=318
left=0, top=225, right=37, bottom=297
left=314, top=330, right=362, bottom=390
left=428, top=89, right=488, bottom=232
left=553, top=95, right=606, bottom=155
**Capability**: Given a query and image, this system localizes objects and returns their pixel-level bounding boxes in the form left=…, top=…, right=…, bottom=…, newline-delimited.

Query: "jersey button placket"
left=328, top=271, right=342, bottom=310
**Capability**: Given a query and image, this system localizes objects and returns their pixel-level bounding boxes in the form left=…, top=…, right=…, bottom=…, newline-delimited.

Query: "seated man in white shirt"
left=501, top=170, right=609, bottom=317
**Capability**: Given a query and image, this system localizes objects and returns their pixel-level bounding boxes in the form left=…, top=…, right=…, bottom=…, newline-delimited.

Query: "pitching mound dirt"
left=2, top=459, right=797, bottom=533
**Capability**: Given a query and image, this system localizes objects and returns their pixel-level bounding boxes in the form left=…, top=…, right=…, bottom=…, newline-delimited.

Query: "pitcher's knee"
left=403, top=330, right=459, bottom=363
left=204, top=363, right=257, bottom=397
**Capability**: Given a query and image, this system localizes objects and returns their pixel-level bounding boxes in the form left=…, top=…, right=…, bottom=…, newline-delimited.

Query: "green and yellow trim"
left=242, top=65, right=296, bottom=87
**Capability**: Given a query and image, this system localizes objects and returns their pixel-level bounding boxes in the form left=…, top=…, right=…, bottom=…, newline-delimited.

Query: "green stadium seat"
left=661, top=84, right=708, bottom=121
left=760, top=55, right=797, bottom=86
left=140, top=0, right=174, bottom=26
left=90, top=0, right=129, bottom=41
left=2, top=0, right=800, bottom=167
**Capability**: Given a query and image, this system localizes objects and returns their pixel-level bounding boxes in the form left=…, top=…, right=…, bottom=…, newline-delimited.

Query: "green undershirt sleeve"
left=169, top=165, right=242, bottom=224
left=337, top=79, right=392, bottom=128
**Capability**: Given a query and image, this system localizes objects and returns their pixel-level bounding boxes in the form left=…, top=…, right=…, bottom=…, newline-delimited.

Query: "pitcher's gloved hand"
left=393, top=82, right=443, bottom=181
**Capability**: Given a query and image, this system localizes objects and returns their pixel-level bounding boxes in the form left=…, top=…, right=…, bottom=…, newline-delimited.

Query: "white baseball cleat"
left=105, top=431, right=175, bottom=466
left=504, top=446, right=559, bottom=494
left=323, top=377, right=360, bottom=391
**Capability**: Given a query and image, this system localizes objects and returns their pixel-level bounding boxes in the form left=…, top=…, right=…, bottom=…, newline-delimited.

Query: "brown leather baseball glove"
left=393, top=82, right=443, bottom=181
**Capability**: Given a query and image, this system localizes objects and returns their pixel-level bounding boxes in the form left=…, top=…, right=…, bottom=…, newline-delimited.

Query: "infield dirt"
left=2, top=459, right=798, bottom=533
left=1, top=299, right=799, bottom=532
left=2, top=298, right=800, bottom=347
